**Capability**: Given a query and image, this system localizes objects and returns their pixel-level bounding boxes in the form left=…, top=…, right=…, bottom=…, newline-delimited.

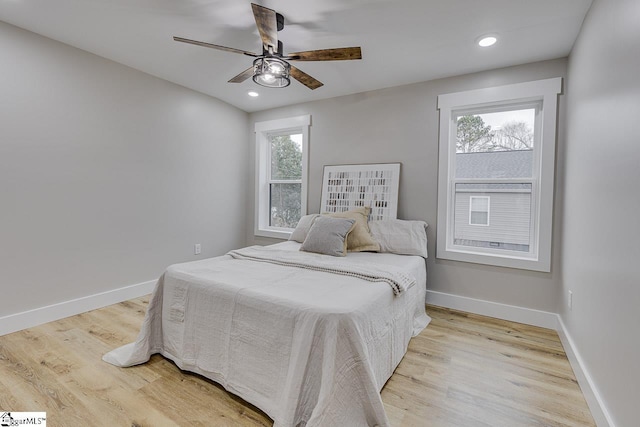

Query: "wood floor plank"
left=382, top=306, right=595, bottom=427
left=0, top=299, right=595, bottom=426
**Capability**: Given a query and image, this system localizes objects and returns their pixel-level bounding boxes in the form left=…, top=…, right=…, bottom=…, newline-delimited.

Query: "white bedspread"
left=103, top=242, right=430, bottom=427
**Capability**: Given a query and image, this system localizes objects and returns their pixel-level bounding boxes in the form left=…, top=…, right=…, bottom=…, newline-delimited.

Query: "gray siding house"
left=454, top=150, right=533, bottom=252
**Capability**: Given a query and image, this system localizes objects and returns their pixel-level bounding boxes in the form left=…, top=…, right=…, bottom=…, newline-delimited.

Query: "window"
left=437, top=78, right=561, bottom=271
left=469, top=196, right=490, bottom=226
left=255, top=115, right=310, bottom=239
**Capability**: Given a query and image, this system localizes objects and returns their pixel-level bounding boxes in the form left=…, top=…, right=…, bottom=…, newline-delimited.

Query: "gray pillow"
left=289, top=214, right=320, bottom=243
left=323, top=206, right=380, bottom=252
left=300, top=217, right=356, bottom=257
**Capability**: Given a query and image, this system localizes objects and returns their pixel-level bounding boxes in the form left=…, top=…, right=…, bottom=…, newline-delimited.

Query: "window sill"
left=437, top=247, right=550, bottom=272
left=254, top=228, right=293, bottom=240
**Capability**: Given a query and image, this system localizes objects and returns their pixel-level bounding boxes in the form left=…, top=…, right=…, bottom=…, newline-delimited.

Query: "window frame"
left=469, top=196, right=490, bottom=226
left=436, top=78, right=562, bottom=272
left=254, top=115, right=310, bottom=239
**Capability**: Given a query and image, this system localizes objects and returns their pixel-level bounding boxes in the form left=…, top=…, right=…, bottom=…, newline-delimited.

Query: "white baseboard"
left=0, top=279, right=156, bottom=336
left=426, top=289, right=614, bottom=427
left=556, top=317, right=615, bottom=427
left=426, top=289, right=558, bottom=329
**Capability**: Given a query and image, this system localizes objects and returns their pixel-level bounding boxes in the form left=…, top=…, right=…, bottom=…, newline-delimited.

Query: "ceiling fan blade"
left=290, top=65, right=323, bottom=90
left=251, top=3, right=278, bottom=52
left=228, top=66, right=256, bottom=83
left=173, top=36, right=259, bottom=57
left=286, top=47, right=362, bottom=61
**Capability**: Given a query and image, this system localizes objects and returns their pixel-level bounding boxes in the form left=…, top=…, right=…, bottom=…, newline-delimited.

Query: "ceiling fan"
left=173, top=3, right=362, bottom=90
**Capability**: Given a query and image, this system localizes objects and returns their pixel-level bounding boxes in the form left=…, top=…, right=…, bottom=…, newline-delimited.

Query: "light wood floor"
left=0, top=298, right=595, bottom=426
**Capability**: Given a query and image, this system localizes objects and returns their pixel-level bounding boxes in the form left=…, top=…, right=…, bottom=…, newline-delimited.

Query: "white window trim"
left=469, top=196, right=490, bottom=226
left=436, top=78, right=561, bottom=272
left=255, top=115, right=310, bottom=239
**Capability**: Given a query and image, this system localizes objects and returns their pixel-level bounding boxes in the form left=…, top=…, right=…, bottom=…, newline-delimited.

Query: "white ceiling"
left=0, top=0, right=592, bottom=113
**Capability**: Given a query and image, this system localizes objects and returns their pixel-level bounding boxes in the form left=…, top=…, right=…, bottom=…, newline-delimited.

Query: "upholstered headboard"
left=320, top=163, right=401, bottom=221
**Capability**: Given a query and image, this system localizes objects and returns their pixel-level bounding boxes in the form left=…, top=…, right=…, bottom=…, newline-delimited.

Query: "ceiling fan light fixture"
left=253, top=57, right=290, bottom=88
left=174, top=3, right=360, bottom=90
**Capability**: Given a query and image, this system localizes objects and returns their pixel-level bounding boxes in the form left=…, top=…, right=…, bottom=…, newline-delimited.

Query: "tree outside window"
left=456, top=112, right=534, bottom=153
left=269, top=134, right=302, bottom=228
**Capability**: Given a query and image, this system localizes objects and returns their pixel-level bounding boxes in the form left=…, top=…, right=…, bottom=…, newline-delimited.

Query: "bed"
left=104, top=163, right=429, bottom=426
left=104, top=237, right=429, bottom=426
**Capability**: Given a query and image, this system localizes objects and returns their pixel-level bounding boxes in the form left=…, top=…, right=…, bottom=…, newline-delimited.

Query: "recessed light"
left=247, top=91, right=259, bottom=97
left=478, top=35, right=497, bottom=47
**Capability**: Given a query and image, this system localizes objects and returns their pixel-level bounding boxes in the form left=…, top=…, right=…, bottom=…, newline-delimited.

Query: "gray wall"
left=248, top=58, right=567, bottom=313
left=0, top=21, right=249, bottom=317
left=562, top=0, right=640, bottom=425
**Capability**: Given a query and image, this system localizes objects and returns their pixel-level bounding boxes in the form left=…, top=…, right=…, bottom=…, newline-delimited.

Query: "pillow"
left=300, top=217, right=356, bottom=257
left=368, top=219, right=428, bottom=258
left=324, top=206, right=380, bottom=252
left=289, top=214, right=320, bottom=243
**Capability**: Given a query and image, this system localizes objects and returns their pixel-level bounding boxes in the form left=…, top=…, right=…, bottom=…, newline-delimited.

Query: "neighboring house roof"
left=456, top=150, right=533, bottom=179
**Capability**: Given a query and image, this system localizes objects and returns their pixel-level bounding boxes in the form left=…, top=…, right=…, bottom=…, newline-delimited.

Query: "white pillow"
left=368, top=219, right=428, bottom=258
left=289, top=214, right=320, bottom=243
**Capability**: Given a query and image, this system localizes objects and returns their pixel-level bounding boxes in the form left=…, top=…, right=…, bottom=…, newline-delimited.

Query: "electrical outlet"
left=568, top=290, right=573, bottom=310
left=194, top=243, right=201, bottom=255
